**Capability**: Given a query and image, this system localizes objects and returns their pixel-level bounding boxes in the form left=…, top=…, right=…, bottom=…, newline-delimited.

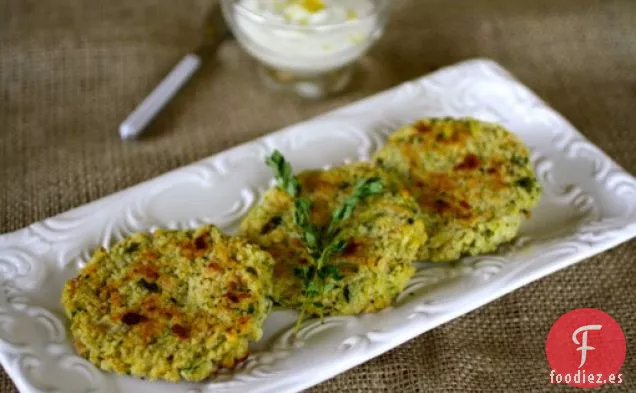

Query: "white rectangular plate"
left=2, top=59, right=636, bottom=393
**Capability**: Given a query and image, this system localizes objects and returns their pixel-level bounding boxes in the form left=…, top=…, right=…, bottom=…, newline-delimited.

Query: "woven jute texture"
left=1, top=0, right=635, bottom=391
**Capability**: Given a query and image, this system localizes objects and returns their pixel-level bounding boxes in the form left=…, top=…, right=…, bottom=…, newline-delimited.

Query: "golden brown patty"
left=239, top=162, right=427, bottom=316
left=61, top=225, right=274, bottom=382
left=374, top=117, right=542, bottom=261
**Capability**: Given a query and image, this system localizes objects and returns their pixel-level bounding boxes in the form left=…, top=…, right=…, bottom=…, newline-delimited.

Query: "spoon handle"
left=119, top=54, right=202, bottom=140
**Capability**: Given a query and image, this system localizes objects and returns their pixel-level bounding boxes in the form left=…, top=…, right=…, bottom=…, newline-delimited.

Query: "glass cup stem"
left=257, top=63, right=355, bottom=99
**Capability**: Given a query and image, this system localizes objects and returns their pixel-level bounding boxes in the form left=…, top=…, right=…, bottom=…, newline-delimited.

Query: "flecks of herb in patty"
left=137, top=278, right=160, bottom=292
left=260, top=215, right=282, bottom=234
left=515, top=177, right=535, bottom=193
left=511, top=155, right=529, bottom=167
left=124, top=243, right=139, bottom=254
left=246, top=266, right=258, bottom=276
left=339, top=181, right=351, bottom=190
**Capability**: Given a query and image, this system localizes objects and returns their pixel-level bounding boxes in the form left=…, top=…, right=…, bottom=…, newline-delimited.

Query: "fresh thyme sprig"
left=326, top=176, right=384, bottom=237
left=265, top=150, right=384, bottom=331
left=265, top=150, right=299, bottom=197
left=266, top=151, right=320, bottom=259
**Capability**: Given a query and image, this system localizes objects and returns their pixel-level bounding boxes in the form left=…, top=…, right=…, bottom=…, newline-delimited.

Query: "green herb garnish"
left=326, top=177, right=383, bottom=236
left=318, top=265, right=343, bottom=281
left=265, top=150, right=383, bottom=331
left=266, top=150, right=300, bottom=197
left=266, top=151, right=320, bottom=260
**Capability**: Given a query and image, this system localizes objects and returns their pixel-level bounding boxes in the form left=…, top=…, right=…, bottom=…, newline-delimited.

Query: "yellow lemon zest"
left=289, top=0, right=326, bottom=13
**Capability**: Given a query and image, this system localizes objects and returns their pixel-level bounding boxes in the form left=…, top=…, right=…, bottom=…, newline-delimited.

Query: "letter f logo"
left=572, top=324, right=602, bottom=368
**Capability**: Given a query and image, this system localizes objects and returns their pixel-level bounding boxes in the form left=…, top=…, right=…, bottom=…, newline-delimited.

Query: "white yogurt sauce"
left=234, top=0, right=379, bottom=74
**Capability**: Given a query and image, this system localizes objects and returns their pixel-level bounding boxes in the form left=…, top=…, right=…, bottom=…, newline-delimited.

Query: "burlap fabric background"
left=1, top=0, right=635, bottom=391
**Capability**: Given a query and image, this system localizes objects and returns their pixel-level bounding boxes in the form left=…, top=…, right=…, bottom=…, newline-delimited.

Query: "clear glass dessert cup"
left=221, top=0, right=390, bottom=98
